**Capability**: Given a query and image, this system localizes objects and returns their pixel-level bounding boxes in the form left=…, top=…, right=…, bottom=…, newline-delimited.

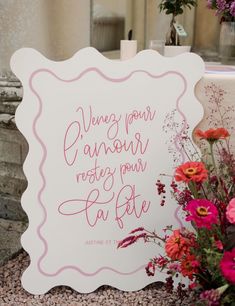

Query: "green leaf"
left=158, top=0, right=196, bottom=15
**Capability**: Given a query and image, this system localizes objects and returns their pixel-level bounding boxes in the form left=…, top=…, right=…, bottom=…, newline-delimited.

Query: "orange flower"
left=165, top=230, right=190, bottom=260
left=174, top=161, right=208, bottom=183
left=195, top=128, right=229, bottom=143
left=180, top=254, right=199, bottom=280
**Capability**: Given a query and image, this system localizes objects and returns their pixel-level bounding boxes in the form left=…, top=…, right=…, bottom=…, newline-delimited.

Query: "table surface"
left=205, top=62, right=235, bottom=74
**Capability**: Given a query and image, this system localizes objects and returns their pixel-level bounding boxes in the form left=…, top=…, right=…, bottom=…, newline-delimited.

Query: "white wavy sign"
left=11, top=47, right=204, bottom=294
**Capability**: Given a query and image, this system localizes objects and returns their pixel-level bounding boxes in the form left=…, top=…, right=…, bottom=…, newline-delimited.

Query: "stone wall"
left=0, top=73, right=27, bottom=221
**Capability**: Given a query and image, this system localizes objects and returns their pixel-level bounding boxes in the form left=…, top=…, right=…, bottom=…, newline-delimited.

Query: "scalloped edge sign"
left=11, top=47, right=204, bottom=294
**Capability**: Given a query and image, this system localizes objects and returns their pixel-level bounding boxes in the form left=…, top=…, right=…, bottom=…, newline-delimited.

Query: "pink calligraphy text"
left=125, top=106, right=156, bottom=134
left=75, top=106, right=121, bottom=140
left=76, top=159, right=116, bottom=191
left=63, top=106, right=121, bottom=166
left=83, top=132, right=149, bottom=159
left=58, top=189, right=112, bottom=227
left=119, top=158, right=147, bottom=184
left=115, top=185, right=151, bottom=229
left=58, top=185, right=151, bottom=229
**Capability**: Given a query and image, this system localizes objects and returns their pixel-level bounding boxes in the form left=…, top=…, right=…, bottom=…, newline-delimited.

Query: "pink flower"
left=215, top=240, right=223, bottom=251
left=189, top=282, right=197, bottom=290
left=220, top=248, right=235, bottom=284
left=117, top=233, right=146, bottom=248
left=206, top=0, right=213, bottom=9
left=168, top=262, right=181, bottom=273
left=154, top=255, right=168, bottom=268
left=145, top=261, right=155, bottom=276
left=200, top=289, right=220, bottom=306
left=185, top=199, right=218, bottom=229
left=230, top=1, right=235, bottom=16
left=226, top=198, right=235, bottom=224
left=129, top=227, right=145, bottom=234
left=191, top=259, right=200, bottom=268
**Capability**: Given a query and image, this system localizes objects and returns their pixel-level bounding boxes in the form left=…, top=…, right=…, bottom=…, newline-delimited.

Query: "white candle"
left=120, top=40, right=137, bottom=60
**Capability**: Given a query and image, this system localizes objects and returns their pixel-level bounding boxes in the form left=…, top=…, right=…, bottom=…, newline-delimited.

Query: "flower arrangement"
left=207, top=0, right=235, bottom=22
left=118, top=127, right=235, bottom=305
left=159, top=0, right=197, bottom=45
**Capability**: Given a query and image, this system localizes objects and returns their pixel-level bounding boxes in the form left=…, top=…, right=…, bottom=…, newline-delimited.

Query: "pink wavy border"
left=29, top=67, right=187, bottom=277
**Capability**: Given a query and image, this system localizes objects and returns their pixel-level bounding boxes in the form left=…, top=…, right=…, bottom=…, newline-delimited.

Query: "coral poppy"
left=185, top=199, right=218, bottom=229
left=174, top=161, right=208, bottom=183
left=180, top=254, right=199, bottom=280
left=226, top=198, right=235, bottom=224
left=195, top=128, right=229, bottom=143
left=220, top=247, right=235, bottom=284
left=165, top=229, right=191, bottom=260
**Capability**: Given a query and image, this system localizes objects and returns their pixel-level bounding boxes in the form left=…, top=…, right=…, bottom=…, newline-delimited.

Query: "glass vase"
left=219, top=22, right=235, bottom=65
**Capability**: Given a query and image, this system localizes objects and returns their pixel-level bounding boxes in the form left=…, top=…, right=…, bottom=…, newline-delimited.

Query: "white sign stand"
left=11, top=47, right=204, bottom=294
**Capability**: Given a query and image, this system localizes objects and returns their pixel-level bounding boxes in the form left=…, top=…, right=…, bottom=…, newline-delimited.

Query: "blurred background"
left=0, top=0, right=220, bottom=71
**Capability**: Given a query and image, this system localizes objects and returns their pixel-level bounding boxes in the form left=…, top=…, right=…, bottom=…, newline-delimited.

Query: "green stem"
left=180, top=143, right=192, bottom=161
left=144, top=229, right=166, bottom=242
left=209, top=142, right=224, bottom=199
left=195, top=272, right=211, bottom=284
left=189, top=181, right=199, bottom=198
left=210, top=142, right=216, bottom=171
left=200, top=184, right=208, bottom=200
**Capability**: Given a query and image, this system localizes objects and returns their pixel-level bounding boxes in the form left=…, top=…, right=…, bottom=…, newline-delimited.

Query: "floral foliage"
left=226, top=198, right=235, bottom=224
left=159, top=0, right=197, bottom=16
left=158, top=0, right=197, bottom=45
left=195, top=128, right=230, bottom=143
left=220, top=248, right=235, bottom=284
left=185, top=199, right=218, bottom=229
left=207, top=0, right=235, bottom=22
left=119, top=127, right=235, bottom=305
left=165, top=229, right=194, bottom=260
left=174, top=161, right=208, bottom=183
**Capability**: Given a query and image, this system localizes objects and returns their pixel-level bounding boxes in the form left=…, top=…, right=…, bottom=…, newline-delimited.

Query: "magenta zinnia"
left=220, top=248, right=235, bottom=285
left=185, top=199, right=218, bottom=229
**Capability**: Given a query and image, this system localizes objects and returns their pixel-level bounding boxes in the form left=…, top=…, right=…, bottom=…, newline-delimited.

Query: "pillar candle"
left=120, top=40, right=137, bottom=60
